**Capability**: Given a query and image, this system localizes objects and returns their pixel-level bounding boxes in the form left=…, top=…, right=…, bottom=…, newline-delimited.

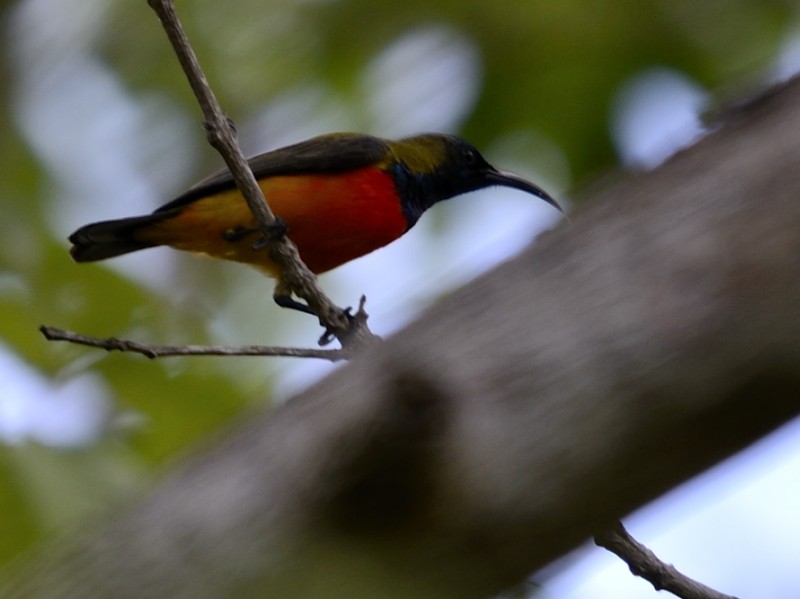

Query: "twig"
left=594, top=521, right=740, bottom=599
left=145, top=0, right=377, bottom=350
left=40, top=326, right=348, bottom=362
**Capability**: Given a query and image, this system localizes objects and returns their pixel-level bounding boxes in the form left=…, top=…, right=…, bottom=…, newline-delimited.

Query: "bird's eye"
left=462, top=148, right=478, bottom=165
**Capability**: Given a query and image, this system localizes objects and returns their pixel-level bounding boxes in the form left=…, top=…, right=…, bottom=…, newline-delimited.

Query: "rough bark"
left=6, top=77, right=800, bottom=598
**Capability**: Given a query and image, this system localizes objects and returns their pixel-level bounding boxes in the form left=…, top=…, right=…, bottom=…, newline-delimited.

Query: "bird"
left=69, top=132, right=560, bottom=315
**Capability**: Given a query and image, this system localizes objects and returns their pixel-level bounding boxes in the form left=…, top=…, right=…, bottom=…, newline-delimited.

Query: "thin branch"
left=594, top=522, right=740, bottom=599
left=40, top=326, right=348, bottom=362
left=145, top=0, right=377, bottom=349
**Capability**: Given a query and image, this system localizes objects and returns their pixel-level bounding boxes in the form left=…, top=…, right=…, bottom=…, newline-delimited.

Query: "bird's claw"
left=253, top=217, right=289, bottom=250
left=318, top=306, right=354, bottom=346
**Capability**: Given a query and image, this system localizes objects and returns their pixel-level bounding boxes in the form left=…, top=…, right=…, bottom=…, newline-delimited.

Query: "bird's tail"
left=69, top=213, right=169, bottom=262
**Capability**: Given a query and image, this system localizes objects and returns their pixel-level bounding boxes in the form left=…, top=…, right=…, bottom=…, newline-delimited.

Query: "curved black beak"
left=484, top=169, right=563, bottom=213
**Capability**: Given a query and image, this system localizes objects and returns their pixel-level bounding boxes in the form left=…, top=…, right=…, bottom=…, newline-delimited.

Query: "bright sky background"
left=4, top=1, right=800, bottom=596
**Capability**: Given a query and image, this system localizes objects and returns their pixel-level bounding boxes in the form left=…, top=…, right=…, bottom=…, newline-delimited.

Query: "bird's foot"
left=222, top=218, right=288, bottom=247
left=273, top=293, right=365, bottom=348
left=318, top=306, right=354, bottom=347
left=253, top=218, right=288, bottom=250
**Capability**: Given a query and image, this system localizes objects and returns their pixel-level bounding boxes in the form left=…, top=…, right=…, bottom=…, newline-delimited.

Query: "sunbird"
left=69, top=132, right=560, bottom=313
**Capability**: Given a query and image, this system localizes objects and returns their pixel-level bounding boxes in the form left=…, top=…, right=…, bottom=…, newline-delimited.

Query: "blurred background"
left=1, top=0, right=799, bottom=596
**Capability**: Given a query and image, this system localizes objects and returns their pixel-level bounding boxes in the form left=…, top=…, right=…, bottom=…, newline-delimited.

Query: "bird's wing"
left=156, top=133, right=389, bottom=213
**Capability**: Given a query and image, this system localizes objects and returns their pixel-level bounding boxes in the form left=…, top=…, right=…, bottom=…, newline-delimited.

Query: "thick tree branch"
left=595, top=522, right=739, bottom=599
left=146, top=0, right=376, bottom=349
left=10, top=75, right=800, bottom=599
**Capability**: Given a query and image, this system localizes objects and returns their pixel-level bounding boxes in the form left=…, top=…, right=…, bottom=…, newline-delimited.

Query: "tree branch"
left=11, top=74, right=800, bottom=598
left=39, top=292, right=376, bottom=359
left=145, top=0, right=377, bottom=349
left=39, top=326, right=347, bottom=361
left=594, top=522, right=739, bottom=599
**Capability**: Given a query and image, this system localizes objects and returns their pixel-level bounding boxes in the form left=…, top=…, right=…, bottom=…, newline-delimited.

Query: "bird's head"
left=385, top=134, right=561, bottom=225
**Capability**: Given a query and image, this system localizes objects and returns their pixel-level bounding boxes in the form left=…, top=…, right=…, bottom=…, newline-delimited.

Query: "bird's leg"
left=273, top=293, right=316, bottom=316
left=221, top=218, right=288, bottom=247
left=273, top=292, right=355, bottom=347
left=222, top=226, right=259, bottom=242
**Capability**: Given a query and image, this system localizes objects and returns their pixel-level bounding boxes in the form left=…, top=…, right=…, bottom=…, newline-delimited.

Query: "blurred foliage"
left=0, top=0, right=796, bottom=572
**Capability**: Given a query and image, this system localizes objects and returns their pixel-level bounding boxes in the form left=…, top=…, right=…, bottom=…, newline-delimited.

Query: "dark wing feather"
left=155, top=133, right=389, bottom=213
